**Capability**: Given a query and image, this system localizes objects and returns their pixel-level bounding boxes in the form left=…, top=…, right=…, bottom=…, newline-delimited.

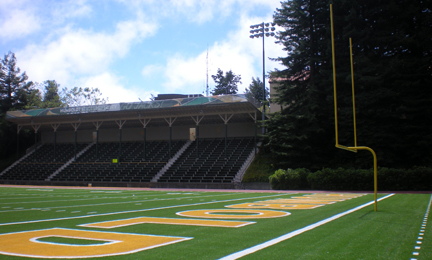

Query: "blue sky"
left=0, top=0, right=286, bottom=103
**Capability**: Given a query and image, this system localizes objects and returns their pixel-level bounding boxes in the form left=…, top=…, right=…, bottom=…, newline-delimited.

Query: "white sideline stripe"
left=219, top=193, right=395, bottom=260
left=0, top=194, right=288, bottom=227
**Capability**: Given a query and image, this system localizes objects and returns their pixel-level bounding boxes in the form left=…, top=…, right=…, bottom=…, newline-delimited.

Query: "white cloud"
left=0, top=8, right=40, bottom=40
left=79, top=73, right=137, bottom=103
left=0, top=0, right=94, bottom=42
left=162, top=53, right=207, bottom=93
left=17, top=18, right=157, bottom=85
left=64, top=72, right=159, bottom=104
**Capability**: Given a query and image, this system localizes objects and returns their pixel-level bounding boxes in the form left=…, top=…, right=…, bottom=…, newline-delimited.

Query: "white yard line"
left=0, top=193, right=288, bottom=227
left=219, top=193, right=395, bottom=260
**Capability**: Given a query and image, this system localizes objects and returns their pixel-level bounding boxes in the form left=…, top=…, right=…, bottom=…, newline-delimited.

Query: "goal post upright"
left=330, top=4, right=378, bottom=211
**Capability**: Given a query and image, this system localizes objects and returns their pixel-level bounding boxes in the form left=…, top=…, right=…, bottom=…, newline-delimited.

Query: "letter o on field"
left=176, top=209, right=290, bottom=219
left=0, top=228, right=191, bottom=258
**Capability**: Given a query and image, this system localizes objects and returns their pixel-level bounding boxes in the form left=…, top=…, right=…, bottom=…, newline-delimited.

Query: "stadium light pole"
left=250, top=22, right=276, bottom=134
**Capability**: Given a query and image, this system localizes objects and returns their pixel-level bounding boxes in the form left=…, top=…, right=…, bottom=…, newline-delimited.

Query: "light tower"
left=249, top=22, right=275, bottom=134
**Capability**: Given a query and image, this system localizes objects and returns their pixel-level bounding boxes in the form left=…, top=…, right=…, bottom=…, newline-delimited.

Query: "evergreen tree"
left=245, top=77, right=269, bottom=107
left=23, top=88, right=42, bottom=109
left=267, top=0, right=334, bottom=170
left=0, top=51, right=33, bottom=114
left=41, top=80, right=63, bottom=108
left=211, top=68, right=241, bottom=95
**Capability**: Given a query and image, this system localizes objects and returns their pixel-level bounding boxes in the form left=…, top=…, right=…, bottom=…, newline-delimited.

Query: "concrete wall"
left=41, top=122, right=256, bottom=143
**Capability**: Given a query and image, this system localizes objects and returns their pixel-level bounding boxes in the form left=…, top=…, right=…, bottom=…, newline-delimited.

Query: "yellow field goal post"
left=330, top=4, right=378, bottom=211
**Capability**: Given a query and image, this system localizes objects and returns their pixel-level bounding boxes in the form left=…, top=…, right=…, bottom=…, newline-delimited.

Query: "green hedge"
left=307, top=168, right=373, bottom=190
left=269, top=167, right=432, bottom=191
left=269, top=168, right=311, bottom=190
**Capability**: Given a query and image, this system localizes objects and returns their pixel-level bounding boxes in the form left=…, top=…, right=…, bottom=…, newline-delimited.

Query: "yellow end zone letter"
left=0, top=228, right=191, bottom=258
left=177, top=209, right=290, bottom=219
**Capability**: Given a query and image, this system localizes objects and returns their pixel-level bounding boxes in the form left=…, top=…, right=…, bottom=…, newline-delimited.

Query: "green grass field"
left=0, top=186, right=430, bottom=260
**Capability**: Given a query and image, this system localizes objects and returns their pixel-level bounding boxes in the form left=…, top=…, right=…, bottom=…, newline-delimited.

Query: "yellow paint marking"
left=81, top=217, right=255, bottom=228
left=224, top=194, right=366, bottom=211
left=225, top=203, right=323, bottom=210
left=177, top=209, right=290, bottom=219
left=289, top=196, right=345, bottom=201
left=324, top=193, right=362, bottom=197
left=295, top=193, right=364, bottom=199
left=290, top=194, right=362, bottom=201
left=264, top=199, right=336, bottom=204
left=0, top=228, right=191, bottom=258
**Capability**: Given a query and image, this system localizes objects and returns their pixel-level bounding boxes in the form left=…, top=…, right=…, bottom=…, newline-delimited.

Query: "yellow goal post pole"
left=330, top=4, right=339, bottom=147
left=331, top=5, right=356, bottom=153
left=330, top=5, right=378, bottom=211
left=349, top=146, right=378, bottom=211
left=349, top=38, right=358, bottom=147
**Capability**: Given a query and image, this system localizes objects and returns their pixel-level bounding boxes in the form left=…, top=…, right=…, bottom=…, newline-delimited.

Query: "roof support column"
left=115, top=120, right=126, bottom=163
left=249, top=112, right=257, bottom=155
left=139, top=118, right=151, bottom=160
left=51, top=124, right=61, bottom=162
left=71, top=122, right=81, bottom=161
left=164, top=117, right=177, bottom=158
left=93, top=121, right=103, bottom=161
left=219, top=114, right=233, bottom=160
left=191, top=115, right=204, bottom=159
left=31, top=124, right=41, bottom=162
left=16, top=125, right=22, bottom=160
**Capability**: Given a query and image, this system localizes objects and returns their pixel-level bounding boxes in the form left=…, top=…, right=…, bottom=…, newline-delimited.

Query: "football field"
left=0, top=186, right=430, bottom=259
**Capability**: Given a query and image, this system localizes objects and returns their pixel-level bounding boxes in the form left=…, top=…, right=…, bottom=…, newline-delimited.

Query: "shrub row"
left=269, top=167, right=432, bottom=191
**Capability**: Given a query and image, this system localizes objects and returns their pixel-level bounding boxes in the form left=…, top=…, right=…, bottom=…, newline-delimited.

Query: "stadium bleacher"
left=0, top=143, right=88, bottom=181
left=158, top=137, right=254, bottom=183
left=0, top=138, right=254, bottom=184
left=51, top=140, right=186, bottom=182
